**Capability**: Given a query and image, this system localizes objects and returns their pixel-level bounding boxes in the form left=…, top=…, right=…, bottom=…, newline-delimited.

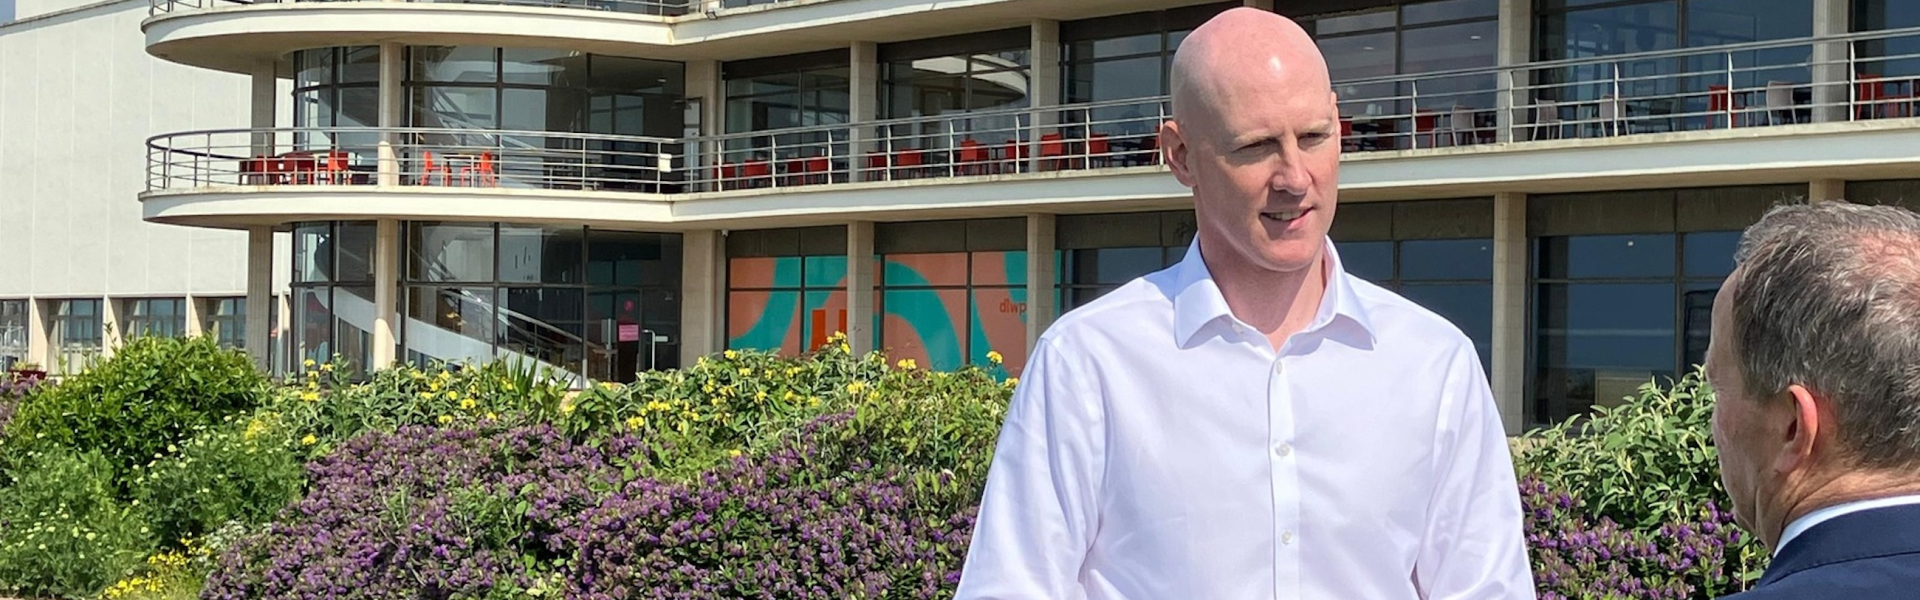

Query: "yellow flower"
left=728, top=449, right=743, bottom=458
left=301, top=391, right=319, bottom=402
left=724, top=349, right=739, bottom=360
left=320, top=363, right=335, bottom=372
left=485, top=411, right=498, bottom=421
left=438, top=415, right=454, bottom=425
left=784, top=391, right=797, bottom=401
left=600, top=382, right=618, bottom=390
left=897, top=358, right=917, bottom=370
left=301, top=434, right=316, bottom=446
left=429, top=380, right=443, bottom=392
left=460, top=398, right=476, bottom=410
left=986, top=350, right=1004, bottom=364
left=739, top=367, right=753, bottom=376
left=755, top=390, right=768, bottom=402
left=1006, top=377, right=1020, bottom=387
left=559, top=399, right=575, bottom=415
left=719, top=385, right=735, bottom=397
left=625, top=416, right=646, bottom=429
left=303, top=358, right=316, bottom=368
left=847, top=381, right=867, bottom=394
left=808, top=396, right=820, bottom=406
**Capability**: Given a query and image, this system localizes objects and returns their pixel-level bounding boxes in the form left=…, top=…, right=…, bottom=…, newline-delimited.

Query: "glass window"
left=1536, top=234, right=1677, bottom=279
left=1068, top=248, right=1168, bottom=285
left=1402, top=283, right=1494, bottom=368
left=413, top=46, right=499, bottom=83
left=1315, top=9, right=1396, bottom=35
left=53, top=299, right=102, bottom=372
left=0, top=300, right=27, bottom=360
left=1683, top=230, right=1741, bottom=277
left=125, top=298, right=187, bottom=338
left=410, top=222, right=497, bottom=283
left=208, top=298, right=246, bottom=350
left=295, top=222, right=332, bottom=283
left=498, top=225, right=586, bottom=285
left=1401, top=238, right=1495, bottom=281
left=1321, top=31, right=1399, bottom=80
left=882, top=42, right=1032, bottom=120
left=1536, top=1, right=1682, bottom=61
left=1400, top=20, right=1500, bottom=73
left=335, top=221, right=377, bottom=284
left=1335, top=241, right=1395, bottom=282
left=1403, top=0, right=1498, bottom=25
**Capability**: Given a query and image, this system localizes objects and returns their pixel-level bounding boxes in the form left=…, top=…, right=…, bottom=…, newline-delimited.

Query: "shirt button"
left=1272, top=362, right=1284, bottom=374
left=1274, top=443, right=1293, bottom=458
left=1282, top=530, right=1295, bottom=545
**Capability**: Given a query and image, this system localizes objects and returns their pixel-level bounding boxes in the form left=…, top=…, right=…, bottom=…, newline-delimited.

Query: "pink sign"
left=618, top=324, right=641, bottom=342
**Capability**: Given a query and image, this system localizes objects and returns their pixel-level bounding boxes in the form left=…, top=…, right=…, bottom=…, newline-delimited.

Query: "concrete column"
left=378, top=42, right=405, bottom=186
left=371, top=219, right=400, bottom=368
left=1491, top=192, right=1529, bottom=435
left=1025, top=214, right=1057, bottom=349
left=1029, top=20, right=1061, bottom=172
left=246, top=227, right=274, bottom=371
left=847, top=221, right=876, bottom=355
left=250, top=61, right=279, bottom=164
left=1496, top=0, right=1533, bottom=143
left=679, top=230, right=726, bottom=365
left=1811, top=0, right=1850, bottom=124
left=849, top=43, right=880, bottom=181
left=184, top=296, right=207, bottom=338
left=1242, top=0, right=1273, bottom=9
left=684, top=59, right=724, bottom=188
left=1811, top=178, right=1847, bottom=202
left=26, top=299, right=48, bottom=370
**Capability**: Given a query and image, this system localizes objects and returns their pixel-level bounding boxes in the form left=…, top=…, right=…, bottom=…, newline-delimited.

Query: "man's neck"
left=1199, top=239, right=1328, bottom=349
left=1770, top=470, right=1920, bottom=550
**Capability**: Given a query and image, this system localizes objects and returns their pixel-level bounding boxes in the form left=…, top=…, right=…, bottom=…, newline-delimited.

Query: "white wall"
left=0, top=0, right=284, bottom=301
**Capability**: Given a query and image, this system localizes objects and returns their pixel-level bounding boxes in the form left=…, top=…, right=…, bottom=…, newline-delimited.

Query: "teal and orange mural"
left=727, top=251, right=1046, bottom=376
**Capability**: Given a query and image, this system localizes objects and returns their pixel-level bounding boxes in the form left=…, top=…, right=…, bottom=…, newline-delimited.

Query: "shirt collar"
left=1168, top=236, right=1378, bottom=349
left=1775, top=493, right=1920, bottom=557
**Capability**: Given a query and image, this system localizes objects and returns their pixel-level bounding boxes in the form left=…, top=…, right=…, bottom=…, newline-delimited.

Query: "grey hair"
left=1731, top=200, right=1920, bottom=469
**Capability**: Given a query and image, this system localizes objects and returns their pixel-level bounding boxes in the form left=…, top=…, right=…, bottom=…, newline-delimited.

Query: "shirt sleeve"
left=1413, top=343, right=1538, bottom=600
left=953, top=335, right=1106, bottom=600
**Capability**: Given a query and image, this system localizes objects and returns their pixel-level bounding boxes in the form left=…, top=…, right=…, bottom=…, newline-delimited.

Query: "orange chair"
left=1086, top=133, right=1110, bottom=168
left=804, top=155, right=830, bottom=185
left=1708, top=84, right=1739, bottom=128
left=956, top=139, right=989, bottom=175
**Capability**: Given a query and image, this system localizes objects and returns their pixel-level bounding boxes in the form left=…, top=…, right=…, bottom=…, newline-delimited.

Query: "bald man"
left=954, top=8, right=1534, bottom=599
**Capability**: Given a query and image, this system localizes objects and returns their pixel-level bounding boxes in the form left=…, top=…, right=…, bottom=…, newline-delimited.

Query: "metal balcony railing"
left=144, top=26, right=1920, bottom=197
left=147, top=127, right=685, bottom=193
left=148, top=0, right=826, bottom=17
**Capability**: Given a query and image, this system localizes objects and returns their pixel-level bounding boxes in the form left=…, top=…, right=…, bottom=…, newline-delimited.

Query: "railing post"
left=1724, top=53, right=1735, bottom=129
left=1410, top=79, right=1421, bottom=149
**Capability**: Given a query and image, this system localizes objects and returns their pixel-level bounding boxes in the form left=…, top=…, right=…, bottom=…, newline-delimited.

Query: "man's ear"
left=1776, top=384, right=1823, bottom=476
left=1161, top=120, right=1195, bottom=188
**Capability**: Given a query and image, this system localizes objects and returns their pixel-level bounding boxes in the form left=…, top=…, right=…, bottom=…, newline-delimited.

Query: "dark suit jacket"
left=1720, top=503, right=1920, bottom=600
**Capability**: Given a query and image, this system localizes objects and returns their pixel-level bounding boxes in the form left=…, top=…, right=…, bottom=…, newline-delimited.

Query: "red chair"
left=1039, top=133, right=1066, bottom=170
left=321, top=151, right=351, bottom=184
left=804, top=155, right=830, bottom=185
left=1001, top=139, right=1028, bottom=173
left=1086, top=133, right=1110, bottom=168
left=1413, top=110, right=1439, bottom=149
left=743, top=160, right=772, bottom=188
left=893, top=148, right=924, bottom=179
left=416, top=151, right=446, bottom=186
left=956, top=139, right=989, bottom=175
left=1708, top=85, right=1739, bottom=128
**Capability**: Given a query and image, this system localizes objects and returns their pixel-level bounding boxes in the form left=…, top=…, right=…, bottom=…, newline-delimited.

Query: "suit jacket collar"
left=1760, top=503, right=1920, bottom=587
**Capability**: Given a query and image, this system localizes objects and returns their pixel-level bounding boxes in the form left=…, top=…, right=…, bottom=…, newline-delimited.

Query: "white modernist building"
left=3, top=0, right=1919, bottom=432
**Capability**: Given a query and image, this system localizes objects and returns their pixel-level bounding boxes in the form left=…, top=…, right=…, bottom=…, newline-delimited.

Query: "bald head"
left=1170, top=7, right=1331, bottom=136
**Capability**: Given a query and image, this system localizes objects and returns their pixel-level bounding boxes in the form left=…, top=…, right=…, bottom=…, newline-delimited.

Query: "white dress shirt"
left=1775, top=494, right=1920, bottom=557
left=954, top=238, right=1535, bottom=600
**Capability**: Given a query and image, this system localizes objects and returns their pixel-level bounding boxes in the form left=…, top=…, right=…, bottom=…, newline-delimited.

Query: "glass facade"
left=1531, top=0, right=1816, bottom=135
left=1308, top=0, right=1500, bottom=149
left=1331, top=200, right=1496, bottom=372
left=1059, top=4, right=1230, bottom=167
left=1526, top=185, right=1795, bottom=426
left=0, top=300, right=25, bottom=364
left=1056, top=211, right=1196, bottom=309
left=403, top=223, right=682, bottom=382
left=53, top=299, right=102, bottom=373
left=207, top=298, right=246, bottom=350
left=292, top=221, right=379, bottom=375
left=719, top=50, right=854, bottom=184
left=124, top=298, right=188, bottom=338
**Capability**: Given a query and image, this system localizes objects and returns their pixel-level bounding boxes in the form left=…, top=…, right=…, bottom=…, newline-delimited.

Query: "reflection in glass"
left=411, top=222, right=497, bottom=283
left=1401, top=238, right=1493, bottom=281
left=1683, top=230, right=1741, bottom=277
left=404, top=286, right=497, bottom=366
left=1315, top=9, right=1395, bottom=36
left=1533, top=281, right=1679, bottom=422
left=1536, top=234, right=1677, bottom=279
left=295, top=223, right=332, bottom=283
left=336, top=221, right=377, bottom=283
left=412, top=46, right=499, bottom=83
left=498, top=225, right=585, bottom=284
left=1334, top=241, right=1394, bottom=283
left=1070, top=247, right=1166, bottom=285
left=1320, top=31, right=1397, bottom=80
left=1402, top=0, right=1498, bottom=25
left=335, top=286, right=377, bottom=374
left=499, top=287, right=587, bottom=376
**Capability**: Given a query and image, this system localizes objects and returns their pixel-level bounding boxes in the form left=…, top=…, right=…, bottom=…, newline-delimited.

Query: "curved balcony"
left=143, top=126, right=688, bottom=228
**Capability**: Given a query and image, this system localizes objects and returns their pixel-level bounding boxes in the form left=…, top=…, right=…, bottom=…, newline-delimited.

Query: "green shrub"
left=0, top=448, right=151, bottom=599
left=132, top=414, right=305, bottom=550
left=1515, top=367, right=1726, bottom=529
left=271, top=357, right=572, bottom=461
left=1513, top=367, right=1769, bottom=594
left=8, top=336, right=270, bottom=479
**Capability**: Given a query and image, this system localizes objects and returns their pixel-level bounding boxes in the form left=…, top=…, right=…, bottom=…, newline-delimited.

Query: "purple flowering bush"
left=203, top=414, right=978, bottom=600
left=1513, top=368, right=1767, bottom=598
